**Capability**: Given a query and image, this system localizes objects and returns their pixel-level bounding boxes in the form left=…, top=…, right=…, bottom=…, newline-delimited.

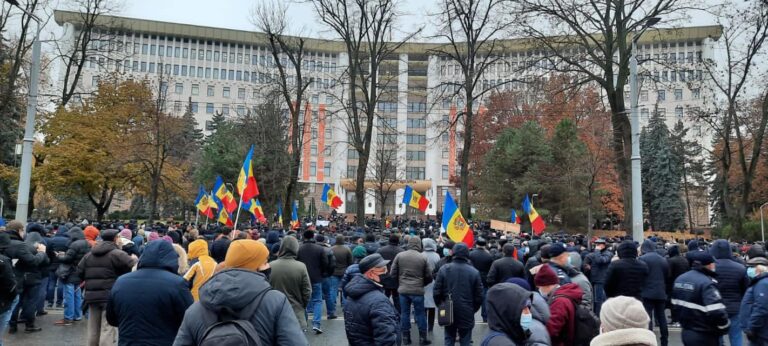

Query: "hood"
left=640, top=240, right=656, bottom=255
left=68, top=227, right=84, bottom=242
left=687, top=239, right=700, bottom=252
left=554, top=283, right=583, bottom=303
left=188, top=239, right=209, bottom=260
left=487, top=283, right=530, bottom=343
left=25, top=231, right=44, bottom=245
left=84, top=226, right=100, bottom=241
left=278, top=236, right=299, bottom=259
left=710, top=239, right=732, bottom=260
left=453, top=243, right=470, bottom=259
left=422, top=238, right=437, bottom=252
left=617, top=241, right=638, bottom=259
left=137, top=241, right=179, bottom=273
left=344, top=274, right=382, bottom=299
left=407, top=237, right=422, bottom=251
left=200, top=269, right=271, bottom=313
left=56, top=225, right=69, bottom=237
left=0, top=233, right=11, bottom=252
left=91, top=241, right=118, bottom=256
left=531, top=292, right=550, bottom=323
left=668, top=245, right=680, bottom=257
left=266, top=231, right=280, bottom=244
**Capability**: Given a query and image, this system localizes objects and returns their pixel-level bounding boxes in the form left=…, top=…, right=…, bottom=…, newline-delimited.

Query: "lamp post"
left=760, top=202, right=768, bottom=243
left=629, top=16, right=661, bottom=241
left=9, top=2, right=42, bottom=224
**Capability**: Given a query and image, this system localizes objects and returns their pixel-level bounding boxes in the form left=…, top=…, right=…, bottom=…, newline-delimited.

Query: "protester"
left=340, top=245, right=370, bottom=300
left=182, top=239, right=217, bottom=302
left=483, top=282, right=549, bottom=346
left=269, top=236, right=312, bottom=332
left=604, top=240, right=649, bottom=299
left=1, top=221, right=48, bottom=334
left=377, top=234, right=404, bottom=312
left=487, top=243, right=526, bottom=288
left=107, top=241, right=193, bottom=345
left=469, top=238, right=494, bottom=322
left=666, top=244, right=689, bottom=327
left=583, top=238, right=612, bottom=314
left=54, top=226, right=89, bottom=326
left=535, top=263, right=583, bottom=346
left=709, top=239, right=749, bottom=346
left=590, top=296, right=657, bottom=346
left=391, top=235, right=433, bottom=345
left=172, top=243, right=189, bottom=275
left=0, top=233, right=17, bottom=346
left=47, top=225, right=70, bottom=310
left=343, top=253, right=400, bottom=346
left=209, top=228, right=231, bottom=263
left=316, top=235, right=337, bottom=321
left=434, top=242, right=483, bottom=346
left=546, top=242, right=593, bottom=310
left=296, top=230, right=329, bottom=334
left=173, top=239, right=308, bottom=345
left=506, top=277, right=551, bottom=346
left=422, top=237, right=441, bottom=333
left=739, top=257, right=768, bottom=345
left=638, top=239, right=670, bottom=346
left=330, top=235, right=353, bottom=307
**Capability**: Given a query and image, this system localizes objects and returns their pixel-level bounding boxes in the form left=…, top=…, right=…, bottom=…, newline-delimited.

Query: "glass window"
left=222, top=104, right=230, bottom=115
left=206, top=103, right=214, bottom=114
left=175, top=47, right=180, bottom=57
left=325, top=129, right=332, bottom=140
left=205, top=68, right=211, bottom=78
left=222, top=51, right=227, bottom=63
left=442, top=149, right=449, bottom=159
left=207, top=85, right=214, bottom=96
left=230, top=53, right=235, bottom=62
left=158, top=45, right=164, bottom=56
left=324, top=163, right=331, bottom=177
left=310, top=162, right=316, bottom=176
left=223, top=87, right=230, bottom=98
left=173, top=65, right=180, bottom=75
left=674, top=89, right=683, bottom=101
left=148, top=62, right=155, bottom=73
left=191, top=48, right=196, bottom=59
left=238, top=88, right=245, bottom=100
left=675, top=106, right=684, bottom=119
left=692, top=88, right=700, bottom=99
left=347, top=149, right=359, bottom=159
left=311, top=145, right=317, bottom=155
left=191, top=84, right=199, bottom=95
left=206, top=50, right=212, bottom=61
left=221, top=69, right=227, bottom=79
left=92, top=75, right=99, bottom=86
left=406, top=167, right=425, bottom=180
left=442, top=165, right=449, bottom=179
left=175, top=83, right=183, bottom=94
left=150, top=44, right=156, bottom=55
left=347, top=165, right=357, bottom=179
left=181, top=65, right=187, bottom=76
left=183, top=48, right=188, bottom=58
left=237, top=105, right=246, bottom=115
left=641, top=108, right=649, bottom=121
left=228, top=70, right=234, bottom=80
left=640, top=91, right=648, bottom=102
left=174, top=101, right=182, bottom=112
left=657, top=90, right=665, bottom=101
left=140, top=62, right=147, bottom=72
left=191, top=102, right=198, bottom=113
left=214, top=51, right=220, bottom=62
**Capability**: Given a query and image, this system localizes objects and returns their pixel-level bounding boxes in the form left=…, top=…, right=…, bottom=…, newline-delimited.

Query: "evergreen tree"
left=176, top=97, right=203, bottom=157
left=670, top=120, right=707, bottom=230
left=549, top=119, right=590, bottom=228
left=640, top=112, right=686, bottom=231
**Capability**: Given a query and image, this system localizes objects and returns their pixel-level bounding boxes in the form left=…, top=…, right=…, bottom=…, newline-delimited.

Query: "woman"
left=183, top=239, right=217, bottom=301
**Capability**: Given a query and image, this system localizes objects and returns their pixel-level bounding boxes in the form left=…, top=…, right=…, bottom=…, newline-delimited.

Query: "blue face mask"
left=443, top=248, right=451, bottom=257
left=748, top=267, right=758, bottom=278
left=520, top=313, right=533, bottom=330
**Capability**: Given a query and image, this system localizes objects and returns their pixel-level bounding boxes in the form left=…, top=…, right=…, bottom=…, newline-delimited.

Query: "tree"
left=514, top=0, right=688, bottom=230
left=369, top=128, right=402, bottom=218
left=549, top=119, right=590, bottom=228
left=670, top=120, right=706, bottom=230
left=640, top=111, right=686, bottom=231
left=311, top=0, right=417, bottom=225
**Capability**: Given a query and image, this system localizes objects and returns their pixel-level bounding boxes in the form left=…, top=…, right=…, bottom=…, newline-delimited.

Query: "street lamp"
left=760, top=202, right=768, bottom=243
left=629, top=16, right=661, bottom=241
left=8, top=1, right=42, bottom=224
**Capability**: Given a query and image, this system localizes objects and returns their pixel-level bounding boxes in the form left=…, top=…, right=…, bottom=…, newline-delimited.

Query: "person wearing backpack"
left=107, top=240, right=193, bottom=345
left=535, top=263, right=593, bottom=346
left=173, top=239, right=308, bottom=346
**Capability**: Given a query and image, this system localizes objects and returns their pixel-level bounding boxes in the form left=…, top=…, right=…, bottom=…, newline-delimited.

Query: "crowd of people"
left=0, top=217, right=765, bottom=346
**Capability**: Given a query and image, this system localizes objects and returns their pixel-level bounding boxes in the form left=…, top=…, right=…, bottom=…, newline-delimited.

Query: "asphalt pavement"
left=5, top=306, right=693, bottom=346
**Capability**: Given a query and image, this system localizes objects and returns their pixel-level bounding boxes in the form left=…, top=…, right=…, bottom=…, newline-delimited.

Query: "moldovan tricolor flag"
left=403, top=185, right=429, bottom=213
left=277, top=201, right=283, bottom=225
left=321, top=184, right=343, bottom=209
left=242, top=199, right=267, bottom=223
left=440, top=192, right=474, bottom=248
left=236, top=145, right=260, bottom=201
left=290, top=200, right=299, bottom=229
left=213, top=176, right=237, bottom=213
left=523, top=195, right=546, bottom=235
left=215, top=199, right=234, bottom=227
left=510, top=209, right=522, bottom=224
left=194, top=185, right=214, bottom=218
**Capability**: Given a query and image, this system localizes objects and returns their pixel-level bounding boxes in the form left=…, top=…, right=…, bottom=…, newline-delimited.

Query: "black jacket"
left=57, top=227, right=91, bottom=285
left=0, top=231, right=47, bottom=289
left=604, top=241, right=648, bottom=299
left=107, top=241, right=193, bottom=346
left=297, top=240, right=329, bottom=285
left=434, top=245, right=483, bottom=330
left=376, top=244, right=404, bottom=290
left=486, top=256, right=525, bottom=287
left=77, top=241, right=136, bottom=304
left=667, top=246, right=690, bottom=294
left=638, top=240, right=670, bottom=300
left=48, top=227, right=70, bottom=272
left=709, top=239, right=749, bottom=315
left=209, top=237, right=231, bottom=264
left=469, top=248, right=494, bottom=287
left=343, top=275, right=401, bottom=346
left=21, top=232, right=50, bottom=286
left=583, top=248, right=613, bottom=284
left=672, top=266, right=730, bottom=336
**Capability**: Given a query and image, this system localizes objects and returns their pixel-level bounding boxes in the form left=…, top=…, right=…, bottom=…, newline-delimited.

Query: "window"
left=442, top=165, right=449, bottom=179
left=205, top=121, right=214, bottom=131
left=199, top=50, right=205, bottom=60
left=223, top=87, right=230, bottom=98
left=670, top=71, right=677, bottom=82
left=92, top=75, right=100, bottom=86
left=407, top=118, right=427, bottom=128
left=675, top=106, right=684, bottom=119
left=323, top=147, right=331, bottom=156
left=640, top=91, right=648, bottom=102
left=325, top=129, right=332, bottom=140
left=175, top=47, right=180, bottom=57
left=377, top=102, right=398, bottom=112
left=692, top=88, right=701, bottom=99
left=406, top=151, right=426, bottom=161
left=191, top=84, right=199, bottom=95
left=191, top=48, right=196, bottom=59
left=228, top=70, right=234, bottom=80
left=237, top=105, right=246, bottom=116
left=205, top=68, right=211, bottom=78
left=641, top=108, right=649, bottom=121
left=140, top=62, right=147, bottom=72
left=312, top=95, right=319, bottom=104
left=206, top=103, right=214, bottom=114
left=347, top=165, right=357, bottom=179
left=347, top=149, right=359, bottom=159
left=174, top=101, right=182, bottom=112
left=160, top=81, right=168, bottom=95
left=407, top=102, right=427, bottom=112
left=311, top=145, right=317, bottom=156
left=406, top=167, right=425, bottom=180
left=191, top=102, right=199, bottom=113
left=222, top=104, right=230, bottom=115
left=182, top=48, right=188, bottom=58
left=324, top=163, right=331, bottom=177
left=326, top=96, right=334, bottom=105
left=148, top=62, right=155, bottom=73
left=657, top=90, right=665, bottom=101
left=674, top=89, right=683, bottom=101
left=142, top=44, right=148, bottom=54
left=181, top=65, right=187, bottom=76
left=221, top=69, right=227, bottom=79
left=238, top=88, right=245, bottom=100
left=207, top=85, right=214, bottom=96
left=206, top=50, right=212, bottom=60
left=406, top=134, right=426, bottom=144
left=173, top=64, right=180, bottom=75
left=150, top=44, right=156, bottom=55
left=662, top=71, right=668, bottom=82
left=442, top=149, right=449, bottom=159
left=175, top=83, right=183, bottom=94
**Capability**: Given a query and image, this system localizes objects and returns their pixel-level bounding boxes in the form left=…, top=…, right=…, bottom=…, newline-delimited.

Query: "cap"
left=548, top=243, right=566, bottom=258
left=358, top=254, right=389, bottom=274
left=689, top=251, right=715, bottom=266
left=595, top=238, right=606, bottom=244
left=747, top=257, right=768, bottom=266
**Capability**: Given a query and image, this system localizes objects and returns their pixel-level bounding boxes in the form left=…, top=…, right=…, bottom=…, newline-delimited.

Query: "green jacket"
left=269, top=236, right=312, bottom=309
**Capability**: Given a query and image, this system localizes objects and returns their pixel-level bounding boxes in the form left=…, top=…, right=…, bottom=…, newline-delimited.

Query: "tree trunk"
left=610, top=107, right=633, bottom=233
left=356, top=153, right=369, bottom=226
left=283, top=109, right=302, bottom=229
left=148, top=170, right=160, bottom=225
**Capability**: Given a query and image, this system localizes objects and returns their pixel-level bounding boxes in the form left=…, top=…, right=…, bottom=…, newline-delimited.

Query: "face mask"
left=520, top=313, right=533, bottom=330
left=567, top=256, right=573, bottom=266
left=443, top=248, right=451, bottom=257
left=748, top=267, right=758, bottom=278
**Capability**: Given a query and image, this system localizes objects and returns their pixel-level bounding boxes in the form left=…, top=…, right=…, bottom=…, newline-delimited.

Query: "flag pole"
left=204, top=214, right=209, bottom=228
left=233, top=193, right=244, bottom=230
left=194, top=210, right=199, bottom=227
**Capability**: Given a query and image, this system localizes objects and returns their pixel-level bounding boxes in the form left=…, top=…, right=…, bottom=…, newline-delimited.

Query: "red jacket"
left=546, top=283, right=583, bottom=346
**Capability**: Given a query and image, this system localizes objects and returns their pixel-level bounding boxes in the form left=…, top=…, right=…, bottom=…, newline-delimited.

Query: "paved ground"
left=4, top=307, right=695, bottom=346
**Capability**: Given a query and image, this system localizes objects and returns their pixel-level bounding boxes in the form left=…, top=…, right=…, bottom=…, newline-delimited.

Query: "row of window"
left=629, top=88, right=700, bottom=102
left=343, top=164, right=451, bottom=180
left=638, top=106, right=697, bottom=120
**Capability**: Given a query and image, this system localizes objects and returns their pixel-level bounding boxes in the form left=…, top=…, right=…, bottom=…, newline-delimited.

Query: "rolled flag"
left=277, top=200, right=283, bottom=225
left=440, top=192, right=474, bottom=248
left=290, top=200, right=299, bottom=230
left=321, top=183, right=343, bottom=209
left=237, top=144, right=260, bottom=201
left=213, top=176, right=237, bottom=213
left=403, top=185, right=429, bottom=213
left=523, top=195, right=546, bottom=235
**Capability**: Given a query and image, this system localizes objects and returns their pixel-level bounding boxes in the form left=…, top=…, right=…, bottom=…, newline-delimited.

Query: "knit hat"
left=534, top=264, right=559, bottom=287
left=548, top=243, right=566, bottom=258
left=119, top=229, right=132, bottom=240
left=352, top=245, right=368, bottom=259
left=148, top=232, right=160, bottom=242
left=101, top=229, right=119, bottom=242
left=84, top=226, right=100, bottom=242
left=224, top=239, right=269, bottom=271
left=600, top=296, right=650, bottom=332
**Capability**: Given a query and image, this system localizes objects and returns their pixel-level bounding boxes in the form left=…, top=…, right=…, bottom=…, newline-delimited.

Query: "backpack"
left=0, top=253, right=17, bottom=313
left=481, top=331, right=509, bottom=346
left=551, top=295, right=600, bottom=346
left=199, top=289, right=270, bottom=346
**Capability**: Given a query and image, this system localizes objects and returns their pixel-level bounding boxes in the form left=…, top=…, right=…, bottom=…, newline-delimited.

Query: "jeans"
left=309, top=282, right=323, bottom=328
left=682, top=329, right=720, bottom=346
left=0, top=295, right=19, bottom=346
left=444, top=326, right=472, bottom=346
left=593, top=283, right=606, bottom=315
left=63, top=283, right=83, bottom=321
left=480, top=286, right=489, bottom=322
left=643, top=298, right=668, bottom=346
left=399, top=294, right=427, bottom=333
left=323, top=276, right=341, bottom=317
left=46, top=272, right=63, bottom=306
left=10, top=283, right=42, bottom=328
left=36, top=275, right=49, bottom=314
left=720, top=314, right=742, bottom=346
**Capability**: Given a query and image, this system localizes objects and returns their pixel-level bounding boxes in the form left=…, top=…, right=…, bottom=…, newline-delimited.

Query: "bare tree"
left=311, top=0, right=418, bottom=225
left=513, top=0, right=690, bottom=229
left=368, top=121, right=402, bottom=217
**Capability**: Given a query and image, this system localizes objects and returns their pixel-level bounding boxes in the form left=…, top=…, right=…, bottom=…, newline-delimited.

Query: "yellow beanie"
left=224, top=239, right=269, bottom=271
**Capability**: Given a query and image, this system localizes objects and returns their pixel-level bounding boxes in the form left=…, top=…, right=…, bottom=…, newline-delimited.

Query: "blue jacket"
left=671, top=266, right=730, bottom=336
left=341, top=264, right=361, bottom=299
left=107, top=241, right=193, bottom=346
left=434, top=244, right=484, bottom=330
left=343, top=274, right=401, bottom=346
left=739, top=273, right=768, bottom=342
left=584, top=248, right=613, bottom=284
left=639, top=240, right=670, bottom=300
left=710, top=239, right=749, bottom=315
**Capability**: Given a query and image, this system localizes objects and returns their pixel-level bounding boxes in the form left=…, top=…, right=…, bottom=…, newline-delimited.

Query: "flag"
left=194, top=185, right=214, bottom=218
left=242, top=199, right=267, bottom=223
left=523, top=195, right=546, bottom=235
left=403, top=185, right=430, bottom=213
left=440, top=192, right=474, bottom=248
left=277, top=200, right=284, bottom=225
left=214, top=198, right=234, bottom=227
left=237, top=145, right=260, bottom=201
left=213, top=176, right=237, bottom=213
left=321, top=184, right=343, bottom=209
left=510, top=209, right=521, bottom=224
left=290, top=200, right=299, bottom=229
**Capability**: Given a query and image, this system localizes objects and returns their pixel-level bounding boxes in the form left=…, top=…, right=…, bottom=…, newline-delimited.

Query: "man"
left=296, top=230, right=329, bottom=334
left=209, top=228, right=232, bottom=263
left=637, top=239, right=670, bottom=346
left=604, top=240, right=649, bottom=299
left=486, top=243, right=526, bottom=288
left=672, top=251, right=729, bottom=346
left=534, top=263, right=583, bottom=346
left=269, top=236, right=312, bottom=332
left=739, top=257, right=768, bottom=345
left=391, top=236, right=433, bottom=345
left=434, top=243, right=483, bottom=346
left=547, top=242, right=593, bottom=310
left=54, top=226, right=90, bottom=326
left=174, top=239, right=308, bottom=345
left=469, top=238, right=493, bottom=323
left=107, top=241, right=193, bottom=345
left=377, top=234, right=404, bottom=312
left=667, top=244, right=689, bottom=327
left=0, top=233, right=18, bottom=345
left=582, top=238, right=612, bottom=314
left=1, top=221, right=47, bottom=333
left=47, top=224, right=70, bottom=309
left=709, top=239, right=749, bottom=346
left=330, top=235, right=353, bottom=308
left=316, top=235, right=337, bottom=321
left=78, top=229, right=137, bottom=346
left=343, top=254, right=400, bottom=346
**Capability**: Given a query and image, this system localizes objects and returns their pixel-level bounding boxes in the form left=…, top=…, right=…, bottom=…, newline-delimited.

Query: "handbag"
left=437, top=293, right=454, bottom=326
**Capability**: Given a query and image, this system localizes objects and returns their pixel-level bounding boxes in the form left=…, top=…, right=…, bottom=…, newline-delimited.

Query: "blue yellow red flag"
left=522, top=195, right=546, bottom=235
left=321, top=184, right=343, bottom=209
left=440, top=192, right=474, bottom=247
left=291, top=200, right=299, bottom=229
left=213, top=176, right=237, bottom=213
left=403, top=185, right=430, bottom=213
left=242, top=199, right=267, bottom=223
left=237, top=145, right=260, bottom=201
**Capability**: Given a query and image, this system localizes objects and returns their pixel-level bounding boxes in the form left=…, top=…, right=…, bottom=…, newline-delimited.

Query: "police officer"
left=671, top=251, right=729, bottom=346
